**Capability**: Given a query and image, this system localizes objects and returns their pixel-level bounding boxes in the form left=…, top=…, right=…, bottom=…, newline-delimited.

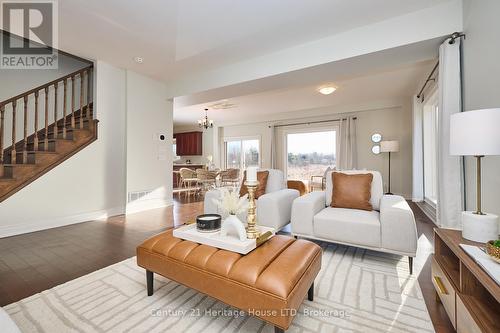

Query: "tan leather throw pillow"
left=331, top=172, right=373, bottom=211
left=239, top=170, right=269, bottom=199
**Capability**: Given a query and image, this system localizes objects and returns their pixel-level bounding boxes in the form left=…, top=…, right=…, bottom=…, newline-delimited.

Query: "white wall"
left=462, top=0, right=500, bottom=216
left=219, top=103, right=413, bottom=198
left=0, top=62, right=175, bottom=237
left=0, top=42, right=89, bottom=101
left=126, top=71, right=173, bottom=213
left=0, top=61, right=127, bottom=237
left=356, top=104, right=413, bottom=197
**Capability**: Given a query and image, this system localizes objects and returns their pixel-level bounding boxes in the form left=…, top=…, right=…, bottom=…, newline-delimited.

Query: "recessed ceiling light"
left=133, top=56, right=144, bottom=64
left=318, top=86, right=337, bottom=95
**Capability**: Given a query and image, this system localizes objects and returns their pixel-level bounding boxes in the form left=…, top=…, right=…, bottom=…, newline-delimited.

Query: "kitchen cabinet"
left=175, top=132, right=203, bottom=156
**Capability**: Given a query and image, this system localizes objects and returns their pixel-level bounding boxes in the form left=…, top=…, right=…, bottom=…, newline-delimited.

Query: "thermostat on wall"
left=154, top=132, right=168, bottom=142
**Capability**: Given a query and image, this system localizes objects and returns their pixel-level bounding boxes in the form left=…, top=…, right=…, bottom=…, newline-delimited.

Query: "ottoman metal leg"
left=308, top=282, right=314, bottom=301
left=147, top=270, right=154, bottom=296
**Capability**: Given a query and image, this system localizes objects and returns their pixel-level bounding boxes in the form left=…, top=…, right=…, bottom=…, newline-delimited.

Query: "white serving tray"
left=460, top=244, right=500, bottom=285
left=173, top=223, right=275, bottom=255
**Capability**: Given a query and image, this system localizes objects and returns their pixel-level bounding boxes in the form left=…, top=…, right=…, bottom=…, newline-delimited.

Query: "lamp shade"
left=380, top=140, right=399, bottom=153
left=450, top=108, right=500, bottom=156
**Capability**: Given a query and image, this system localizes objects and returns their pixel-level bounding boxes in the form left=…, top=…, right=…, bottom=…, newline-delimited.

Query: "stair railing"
left=0, top=65, right=93, bottom=167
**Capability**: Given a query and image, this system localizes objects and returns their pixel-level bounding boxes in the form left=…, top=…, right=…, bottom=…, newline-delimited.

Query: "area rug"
left=3, top=243, right=434, bottom=332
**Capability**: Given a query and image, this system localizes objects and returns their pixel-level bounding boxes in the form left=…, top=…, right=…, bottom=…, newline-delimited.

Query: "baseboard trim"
left=126, top=198, right=173, bottom=215
left=0, top=206, right=125, bottom=238
left=415, top=201, right=437, bottom=225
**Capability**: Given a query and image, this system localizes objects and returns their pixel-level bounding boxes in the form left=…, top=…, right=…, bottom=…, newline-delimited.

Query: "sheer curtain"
left=269, top=125, right=277, bottom=169
left=412, top=95, right=424, bottom=202
left=337, top=116, right=357, bottom=170
left=437, top=38, right=463, bottom=229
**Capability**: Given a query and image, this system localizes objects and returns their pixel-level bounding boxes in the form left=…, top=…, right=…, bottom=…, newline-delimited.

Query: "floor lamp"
left=380, top=140, right=399, bottom=195
left=450, top=108, right=500, bottom=242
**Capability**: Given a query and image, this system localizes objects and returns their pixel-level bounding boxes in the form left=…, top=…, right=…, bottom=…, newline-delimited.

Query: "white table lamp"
left=380, top=140, right=399, bottom=195
left=450, top=108, right=500, bottom=242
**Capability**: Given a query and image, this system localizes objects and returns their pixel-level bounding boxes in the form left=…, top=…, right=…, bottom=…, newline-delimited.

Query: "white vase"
left=221, top=215, right=247, bottom=241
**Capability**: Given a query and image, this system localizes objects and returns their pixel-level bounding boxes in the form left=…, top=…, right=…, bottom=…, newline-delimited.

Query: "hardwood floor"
left=409, top=201, right=455, bottom=333
left=0, top=195, right=454, bottom=332
left=0, top=196, right=199, bottom=307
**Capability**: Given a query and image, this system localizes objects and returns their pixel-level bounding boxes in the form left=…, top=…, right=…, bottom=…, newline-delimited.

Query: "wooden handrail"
left=0, top=65, right=93, bottom=107
left=1, top=65, right=94, bottom=168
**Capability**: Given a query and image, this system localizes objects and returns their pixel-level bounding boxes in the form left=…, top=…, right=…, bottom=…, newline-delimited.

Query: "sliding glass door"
left=225, top=138, right=260, bottom=171
left=242, top=139, right=259, bottom=168
left=226, top=141, right=242, bottom=169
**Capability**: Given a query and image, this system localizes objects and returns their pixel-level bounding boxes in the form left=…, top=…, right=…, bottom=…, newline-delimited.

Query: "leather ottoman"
left=137, top=230, right=321, bottom=332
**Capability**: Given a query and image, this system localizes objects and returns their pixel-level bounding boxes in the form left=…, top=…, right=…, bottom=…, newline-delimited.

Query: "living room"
left=1, top=1, right=499, bottom=332
left=172, top=52, right=428, bottom=199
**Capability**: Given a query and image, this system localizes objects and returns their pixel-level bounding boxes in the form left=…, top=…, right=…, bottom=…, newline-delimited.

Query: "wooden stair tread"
left=2, top=163, right=38, bottom=167
left=4, top=130, right=93, bottom=153
left=0, top=120, right=98, bottom=202
left=9, top=151, right=60, bottom=155
left=27, top=151, right=58, bottom=155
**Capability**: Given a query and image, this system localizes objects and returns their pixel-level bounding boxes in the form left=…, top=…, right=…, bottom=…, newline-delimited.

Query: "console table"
left=433, top=228, right=500, bottom=332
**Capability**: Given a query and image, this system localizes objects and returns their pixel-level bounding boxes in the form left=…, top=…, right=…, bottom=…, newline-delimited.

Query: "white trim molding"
left=0, top=206, right=126, bottom=239
left=126, top=198, right=173, bottom=215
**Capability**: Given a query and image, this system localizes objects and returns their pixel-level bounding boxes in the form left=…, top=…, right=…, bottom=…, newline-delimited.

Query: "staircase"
left=0, top=65, right=98, bottom=202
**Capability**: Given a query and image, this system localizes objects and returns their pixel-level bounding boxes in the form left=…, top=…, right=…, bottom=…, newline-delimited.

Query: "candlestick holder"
left=244, top=180, right=260, bottom=239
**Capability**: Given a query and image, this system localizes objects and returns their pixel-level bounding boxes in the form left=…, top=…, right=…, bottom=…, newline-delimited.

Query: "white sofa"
left=291, top=170, right=418, bottom=274
left=0, top=308, right=20, bottom=333
left=204, top=169, right=299, bottom=230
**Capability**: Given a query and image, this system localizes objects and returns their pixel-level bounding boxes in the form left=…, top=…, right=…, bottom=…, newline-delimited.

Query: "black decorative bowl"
left=196, top=214, right=221, bottom=233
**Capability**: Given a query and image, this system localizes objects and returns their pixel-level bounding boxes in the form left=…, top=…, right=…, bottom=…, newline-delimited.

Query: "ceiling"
left=56, top=0, right=449, bottom=85
left=174, top=60, right=435, bottom=127
left=173, top=38, right=440, bottom=127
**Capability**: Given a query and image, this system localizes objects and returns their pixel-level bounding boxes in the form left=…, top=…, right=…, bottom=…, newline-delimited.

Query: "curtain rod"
left=447, top=31, right=466, bottom=45
left=269, top=117, right=357, bottom=129
left=416, top=61, right=439, bottom=100
left=416, top=32, right=466, bottom=100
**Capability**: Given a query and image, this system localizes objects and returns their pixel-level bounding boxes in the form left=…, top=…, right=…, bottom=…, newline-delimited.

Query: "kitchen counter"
left=173, top=164, right=204, bottom=167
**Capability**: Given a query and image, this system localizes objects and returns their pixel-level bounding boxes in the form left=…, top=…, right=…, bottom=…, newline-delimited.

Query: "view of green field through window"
left=287, top=131, right=336, bottom=186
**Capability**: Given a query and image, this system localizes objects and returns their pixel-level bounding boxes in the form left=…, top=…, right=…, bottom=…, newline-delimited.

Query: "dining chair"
left=196, top=169, right=217, bottom=193
left=220, top=168, right=240, bottom=187
left=179, top=168, right=198, bottom=197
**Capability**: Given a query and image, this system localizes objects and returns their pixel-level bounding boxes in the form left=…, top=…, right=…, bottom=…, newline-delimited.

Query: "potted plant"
left=486, top=240, right=500, bottom=263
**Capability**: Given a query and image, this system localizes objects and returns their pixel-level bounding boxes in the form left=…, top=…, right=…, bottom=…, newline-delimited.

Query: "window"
left=224, top=138, right=260, bottom=171
left=242, top=139, right=259, bottom=168
left=423, top=90, right=438, bottom=206
left=285, top=129, right=337, bottom=184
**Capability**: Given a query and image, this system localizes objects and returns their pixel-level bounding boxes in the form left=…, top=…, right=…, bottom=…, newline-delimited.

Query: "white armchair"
left=291, top=170, right=418, bottom=274
left=204, top=169, right=299, bottom=230
left=0, top=308, right=20, bottom=333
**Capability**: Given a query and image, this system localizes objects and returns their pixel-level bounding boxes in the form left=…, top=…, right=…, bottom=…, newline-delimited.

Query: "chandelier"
left=198, top=108, right=214, bottom=129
